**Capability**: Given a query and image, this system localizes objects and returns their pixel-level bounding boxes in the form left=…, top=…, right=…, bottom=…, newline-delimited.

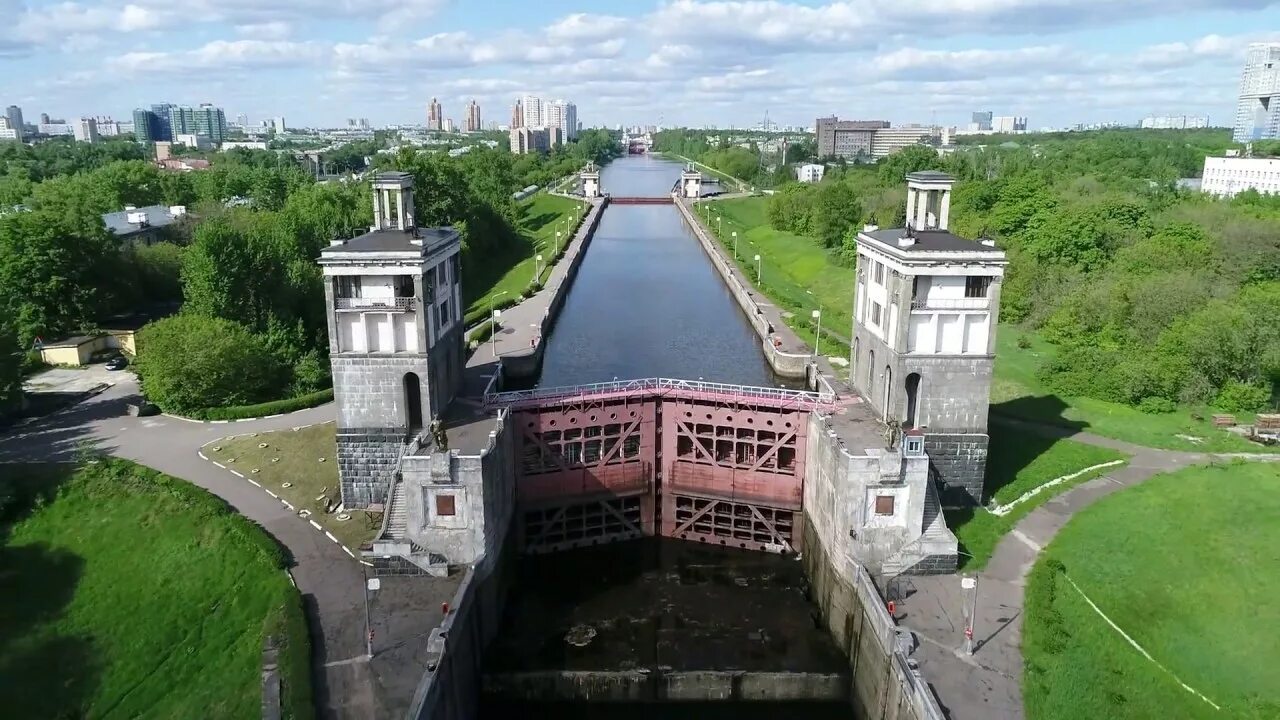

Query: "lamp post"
left=732, top=231, right=738, bottom=259
left=754, top=254, right=762, bottom=283
left=491, top=308, right=503, bottom=357
left=812, top=309, right=823, bottom=359
left=534, top=254, right=543, bottom=283
left=555, top=231, right=561, bottom=255
left=716, top=215, right=722, bottom=237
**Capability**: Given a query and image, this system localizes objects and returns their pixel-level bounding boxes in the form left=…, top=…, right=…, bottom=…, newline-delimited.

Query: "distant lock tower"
left=850, top=171, right=1008, bottom=503
left=319, top=171, right=466, bottom=508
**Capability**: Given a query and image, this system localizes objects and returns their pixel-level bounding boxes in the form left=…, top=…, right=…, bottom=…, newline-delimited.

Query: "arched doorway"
left=905, top=373, right=921, bottom=428
left=851, top=337, right=861, bottom=384
left=404, top=372, right=423, bottom=431
left=883, top=366, right=893, bottom=422
left=867, top=349, right=875, bottom=390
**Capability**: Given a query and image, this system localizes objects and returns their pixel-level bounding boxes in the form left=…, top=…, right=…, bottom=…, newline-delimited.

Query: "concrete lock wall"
left=501, top=197, right=609, bottom=381
left=802, top=413, right=946, bottom=720
left=674, top=197, right=809, bottom=379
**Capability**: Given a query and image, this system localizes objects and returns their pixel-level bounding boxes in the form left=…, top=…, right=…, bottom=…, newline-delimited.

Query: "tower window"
left=874, top=261, right=885, bottom=284
left=394, top=275, right=414, bottom=298
left=870, top=301, right=882, bottom=327
left=875, top=495, right=895, bottom=516
left=965, top=276, right=991, bottom=298
left=435, top=494, right=456, bottom=517
left=336, top=276, right=360, bottom=298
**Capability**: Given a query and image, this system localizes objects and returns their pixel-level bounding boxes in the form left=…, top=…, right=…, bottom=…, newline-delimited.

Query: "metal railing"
left=910, top=297, right=988, bottom=311
left=335, top=296, right=415, bottom=311
left=485, top=376, right=836, bottom=409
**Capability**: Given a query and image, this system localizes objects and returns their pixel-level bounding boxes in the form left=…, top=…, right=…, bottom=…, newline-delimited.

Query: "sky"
left=1, top=0, right=1279, bottom=130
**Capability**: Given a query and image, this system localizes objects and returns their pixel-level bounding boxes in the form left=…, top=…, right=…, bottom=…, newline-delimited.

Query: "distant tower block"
left=850, top=171, right=1007, bottom=503
left=581, top=163, right=601, bottom=199
left=319, top=171, right=465, bottom=508
left=680, top=165, right=702, bottom=198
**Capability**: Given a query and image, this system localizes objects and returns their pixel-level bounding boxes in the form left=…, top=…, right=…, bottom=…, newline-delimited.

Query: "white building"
left=796, top=163, right=825, bottom=183
left=222, top=140, right=269, bottom=151
left=74, top=118, right=99, bottom=143
left=1141, top=115, right=1209, bottom=130
left=1234, top=42, right=1280, bottom=142
left=991, top=116, right=1027, bottom=133
left=175, top=133, right=212, bottom=150
left=1201, top=155, right=1280, bottom=197
left=871, top=126, right=937, bottom=158
left=520, top=95, right=544, bottom=128
left=270, top=117, right=287, bottom=133
left=0, top=117, right=17, bottom=141
left=546, top=100, right=578, bottom=141
left=40, top=123, right=73, bottom=136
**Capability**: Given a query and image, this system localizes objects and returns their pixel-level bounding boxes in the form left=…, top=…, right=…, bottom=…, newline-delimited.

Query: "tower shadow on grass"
left=0, top=463, right=100, bottom=719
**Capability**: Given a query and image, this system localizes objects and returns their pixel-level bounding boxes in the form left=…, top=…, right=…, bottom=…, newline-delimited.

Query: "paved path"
left=895, top=416, right=1278, bottom=720
left=0, top=379, right=379, bottom=719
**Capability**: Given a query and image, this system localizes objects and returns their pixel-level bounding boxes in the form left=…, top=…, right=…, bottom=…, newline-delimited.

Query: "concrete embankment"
left=498, top=196, right=609, bottom=381
left=673, top=196, right=810, bottom=379
left=482, top=671, right=847, bottom=702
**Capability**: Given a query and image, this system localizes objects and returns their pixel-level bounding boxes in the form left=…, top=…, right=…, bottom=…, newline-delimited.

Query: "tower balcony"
left=335, top=296, right=416, bottom=312
left=910, top=297, right=988, bottom=311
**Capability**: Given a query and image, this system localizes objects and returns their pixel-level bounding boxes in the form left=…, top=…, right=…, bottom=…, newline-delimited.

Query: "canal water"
left=536, top=155, right=786, bottom=388
left=486, top=157, right=852, bottom=718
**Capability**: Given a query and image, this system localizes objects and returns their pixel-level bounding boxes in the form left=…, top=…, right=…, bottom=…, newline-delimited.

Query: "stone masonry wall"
left=924, top=432, right=988, bottom=503
left=337, top=429, right=404, bottom=507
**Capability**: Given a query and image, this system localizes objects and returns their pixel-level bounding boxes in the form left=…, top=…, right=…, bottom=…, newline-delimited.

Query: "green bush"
left=289, top=350, right=331, bottom=396
left=1137, top=396, right=1177, bottom=414
left=1215, top=380, right=1271, bottom=413
left=135, top=314, right=286, bottom=413
left=470, top=321, right=497, bottom=345
left=463, top=295, right=519, bottom=327
left=190, top=388, right=334, bottom=421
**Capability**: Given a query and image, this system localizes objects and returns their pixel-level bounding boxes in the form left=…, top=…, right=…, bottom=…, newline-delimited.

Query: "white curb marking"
left=212, top=462, right=225, bottom=469
left=266, top=489, right=277, bottom=498
left=230, top=470, right=243, bottom=478
left=197, top=451, right=207, bottom=460
left=1064, top=575, right=1220, bottom=711
left=309, top=520, right=322, bottom=531
left=282, top=501, right=294, bottom=510
left=248, top=479, right=260, bottom=487
left=325, top=531, right=338, bottom=543
left=989, top=460, right=1127, bottom=516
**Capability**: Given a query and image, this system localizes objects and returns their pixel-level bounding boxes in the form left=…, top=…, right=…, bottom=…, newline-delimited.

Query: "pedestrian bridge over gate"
left=485, top=378, right=837, bottom=555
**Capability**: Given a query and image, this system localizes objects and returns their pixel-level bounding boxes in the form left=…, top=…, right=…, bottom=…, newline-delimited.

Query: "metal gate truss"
left=521, top=494, right=647, bottom=554
left=502, top=379, right=810, bottom=555
left=668, top=493, right=797, bottom=553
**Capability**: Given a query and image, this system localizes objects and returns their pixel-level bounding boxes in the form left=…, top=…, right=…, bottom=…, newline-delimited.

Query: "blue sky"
left=1, top=0, right=1278, bottom=129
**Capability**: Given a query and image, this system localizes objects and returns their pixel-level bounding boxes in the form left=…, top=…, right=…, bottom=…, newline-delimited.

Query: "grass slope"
left=464, top=193, right=586, bottom=318
left=945, top=426, right=1127, bottom=569
left=993, top=328, right=1272, bottom=453
left=0, top=459, right=311, bottom=719
left=1024, top=462, right=1280, bottom=720
left=708, top=196, right=854, bottom=358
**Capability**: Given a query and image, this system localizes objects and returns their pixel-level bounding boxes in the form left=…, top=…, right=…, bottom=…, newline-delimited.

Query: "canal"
left=536, top=155, right=785, bottom=388
left=482, top=157, right=851, bottom=718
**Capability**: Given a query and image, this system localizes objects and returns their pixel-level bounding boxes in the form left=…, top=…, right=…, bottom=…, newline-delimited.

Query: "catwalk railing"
left=485, top=376, right=837, bottom=410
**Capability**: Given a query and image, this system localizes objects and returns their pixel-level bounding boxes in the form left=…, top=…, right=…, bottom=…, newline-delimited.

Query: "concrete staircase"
left=881, top=481, right=958, bottom=577
left=385, top=480, right=408, bottom=539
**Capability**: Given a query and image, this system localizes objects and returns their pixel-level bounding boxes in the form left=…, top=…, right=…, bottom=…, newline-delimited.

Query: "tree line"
left=1, top=133, right=621, bottom=417
left=761, top=129, right=1280, bottom=414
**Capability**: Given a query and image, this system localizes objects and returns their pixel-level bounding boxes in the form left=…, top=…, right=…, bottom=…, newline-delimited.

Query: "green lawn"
left=945, top=426, right=1127, bottom=570
left=1023, top=462, right=1280, bottom=720
left=706, top=196, right=854, bottom=359
left=464, top=193, right=587, bottom=321
left=0, top=459, right=312, bottom=719
left=993, top=327, right=1273, bottom=453
left=213, top=422, right=381, bottom=552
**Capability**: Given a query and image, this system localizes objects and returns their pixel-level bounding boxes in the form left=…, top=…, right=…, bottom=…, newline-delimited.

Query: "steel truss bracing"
left=501, top=380, right=810, bottom=555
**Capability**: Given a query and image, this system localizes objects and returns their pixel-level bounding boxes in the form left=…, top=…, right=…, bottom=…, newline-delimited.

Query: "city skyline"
left=2, top=2, right=1279, bottom=129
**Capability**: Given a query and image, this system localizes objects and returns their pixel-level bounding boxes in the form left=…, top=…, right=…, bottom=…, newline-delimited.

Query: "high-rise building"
left=0, top=117, right=18, bottom=141
left=74, top=118, right=99, bottom=143
left=509, top=126, right=551, bottom=154
left=150, top=103, right=175, bottom=141
left=1233, top=42, right=1280, bottom=142
left=510, top=99, right=523, bottom=129
left=443, top=118, right=455, bottom=133
left=270, top=117, right=287, bottom=133
left=969, top=111, right=992, bottom=132
left=133, top=109, right=159, bottom=144
left=815, top=116, right=890, bottom=159
left=427, top=98, right=443, bottom=131
left=5, top=105, right=24, bottom=141
left=520, top=95, right=543, bottom=128
left=466, top=100, right=481, bottom=132
left=167, top=104, right=227, bottom=143
left=546, top=99, right=578, bottom=141
left=39, top=112, right=50, bottom=125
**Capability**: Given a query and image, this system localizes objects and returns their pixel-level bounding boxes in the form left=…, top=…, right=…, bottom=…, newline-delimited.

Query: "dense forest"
left=0, top=131, right=620, bottom=415
left=761, top=129, right=1280, bottom=414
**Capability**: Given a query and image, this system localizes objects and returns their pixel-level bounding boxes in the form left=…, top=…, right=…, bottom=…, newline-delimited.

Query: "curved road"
left=0, top=377, right=373, bottom=719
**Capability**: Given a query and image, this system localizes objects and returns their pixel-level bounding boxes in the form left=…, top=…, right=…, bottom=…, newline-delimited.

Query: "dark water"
left=478, top=701, right=852, bottom=719
left=536, top=156, right=788, bottom=389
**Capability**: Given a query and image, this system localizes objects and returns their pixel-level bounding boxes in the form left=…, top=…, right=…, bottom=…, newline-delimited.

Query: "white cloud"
left=235, top=21, right=292, bottom=40
left=108, top=39, right=325, bottom=74
left=545, top=13, right=629, bottom=42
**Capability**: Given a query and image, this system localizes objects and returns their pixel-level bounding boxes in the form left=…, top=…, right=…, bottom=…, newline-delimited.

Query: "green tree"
left=134, top=314, right=285, bottom=412
left=811, top=180, right=862, bottom=250
left=0, top=317, right=23, bottom=414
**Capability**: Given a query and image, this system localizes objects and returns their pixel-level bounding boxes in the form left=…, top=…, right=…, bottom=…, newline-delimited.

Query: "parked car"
left=105, top=355, right=129, bottom=371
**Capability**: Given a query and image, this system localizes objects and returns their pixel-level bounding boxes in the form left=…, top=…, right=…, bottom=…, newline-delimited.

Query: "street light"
left=491, top=309, right=503, bottom=358
left=534, top=254, right=544, bottom=283
left=811, top=309, right=823, bottom=359
left=716, top=215, right=722, bottom=237
left=732, top=231, right=738, bottom=259
left=555, top=231, right=561, bottom=255
left=754, top=254, right=762, bottom=283
left=488, top=290, right=508, bottom=322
